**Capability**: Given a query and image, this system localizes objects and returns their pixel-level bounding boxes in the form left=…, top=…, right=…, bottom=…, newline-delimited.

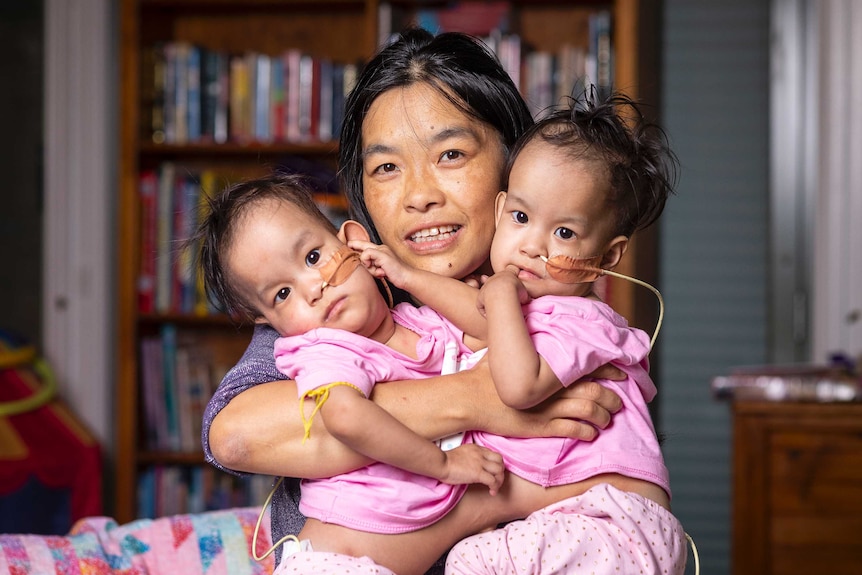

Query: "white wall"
left=43, top=0, right=115, bottom=449
left=812, top=0, right=862, bottom=362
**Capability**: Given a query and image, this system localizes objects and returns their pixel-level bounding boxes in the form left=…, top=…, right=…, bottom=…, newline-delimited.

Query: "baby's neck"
left=382, top=322, right=420, bottom=359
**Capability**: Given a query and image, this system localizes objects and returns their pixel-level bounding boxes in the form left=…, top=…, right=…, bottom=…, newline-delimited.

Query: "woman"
left=203, top=28, right=622, bottom=574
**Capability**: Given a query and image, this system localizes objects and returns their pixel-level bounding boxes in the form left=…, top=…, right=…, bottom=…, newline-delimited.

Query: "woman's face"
left=360, top=82, right=506, bottom=280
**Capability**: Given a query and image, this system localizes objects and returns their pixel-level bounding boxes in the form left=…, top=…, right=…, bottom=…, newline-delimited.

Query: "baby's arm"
left=350, top=240, right=488, bottom=341
left=320, top=384, right=504, bottom=494
left=478, top=268, right=565, bottom=410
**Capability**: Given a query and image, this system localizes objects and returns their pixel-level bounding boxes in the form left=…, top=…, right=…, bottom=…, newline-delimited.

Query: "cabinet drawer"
left=769, top=429, right=862, bottom=514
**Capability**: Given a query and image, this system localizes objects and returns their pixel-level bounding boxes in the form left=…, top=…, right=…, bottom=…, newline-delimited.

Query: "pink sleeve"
left=274, top=330, right=379, bottom=398
left=525, top=298, right=651, bottom=387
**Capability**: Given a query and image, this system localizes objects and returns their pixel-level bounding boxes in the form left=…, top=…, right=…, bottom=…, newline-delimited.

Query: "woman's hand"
left=466, top=357, right=623, bottom=441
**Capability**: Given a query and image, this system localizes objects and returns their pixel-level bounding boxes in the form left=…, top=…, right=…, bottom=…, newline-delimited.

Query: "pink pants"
left=272, top=539, right=397, bottom=575
left=445, top=483, right=687, bottom=575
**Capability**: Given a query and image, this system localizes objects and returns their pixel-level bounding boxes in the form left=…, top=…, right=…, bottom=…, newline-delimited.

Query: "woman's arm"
left=208, top=349, right=623, bottom=479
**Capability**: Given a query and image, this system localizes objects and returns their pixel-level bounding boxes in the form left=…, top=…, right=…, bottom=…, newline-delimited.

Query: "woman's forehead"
left=362, top=83, right=484, bottom=141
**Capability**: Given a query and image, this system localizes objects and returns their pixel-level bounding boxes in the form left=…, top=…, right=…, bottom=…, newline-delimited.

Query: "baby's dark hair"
left=193, top=172, right=336, bottom=323
left=504, top=91, right=678, bottom=237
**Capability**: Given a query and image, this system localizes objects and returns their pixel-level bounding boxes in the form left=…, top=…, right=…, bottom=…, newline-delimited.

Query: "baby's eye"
left=275, top=287, right=291, bottom=303
left=555, top=227, right=576, bottom=240
left=512, top=211, right=529, bottom=224
left=306, top=249, right=321, bottom=266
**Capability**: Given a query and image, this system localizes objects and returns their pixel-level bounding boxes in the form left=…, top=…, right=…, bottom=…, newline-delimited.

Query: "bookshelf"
left=116, top=0, right=661, bottom=523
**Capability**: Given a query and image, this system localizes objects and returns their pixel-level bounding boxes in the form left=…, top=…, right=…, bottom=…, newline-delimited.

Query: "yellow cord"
left=685, top=532, right=700, bottom=575
left=0, top=357, right=58, bottom=417
left=251, top=476, right=303, bottom=561
left=299, top=381, right=364, bottom=443
left=598, top=268, right=665, bottom=350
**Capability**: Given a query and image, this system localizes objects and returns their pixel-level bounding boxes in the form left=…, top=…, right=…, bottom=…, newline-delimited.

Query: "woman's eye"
left=555, top=227, right=576, bottom=240
left=513, top=211, right=528, bottom=224
left=374, top=162, right=397, bottom=174
left=275, top=287, right=291, bottom=303
left=306, top=249, right=321, bottom=266
left=441, top=150, right=463, bottom=162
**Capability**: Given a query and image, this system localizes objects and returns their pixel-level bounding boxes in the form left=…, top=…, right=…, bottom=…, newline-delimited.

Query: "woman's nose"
left=402, top=166, right=445, bottom=212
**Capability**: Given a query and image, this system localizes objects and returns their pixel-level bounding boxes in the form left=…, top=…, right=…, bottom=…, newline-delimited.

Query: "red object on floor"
left=0, top=338, right=102, bottom=533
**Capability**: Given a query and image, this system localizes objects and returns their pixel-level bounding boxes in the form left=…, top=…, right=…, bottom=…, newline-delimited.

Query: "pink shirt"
left=471, top=296, right=671, bottom=496
left=273, top=303, right=472, bottom=534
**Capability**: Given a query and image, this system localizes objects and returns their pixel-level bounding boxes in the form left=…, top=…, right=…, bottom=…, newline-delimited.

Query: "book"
left=317, top=58, right=333, bottom=142
left=298, top=53, right=315, bottom=141
left=213, top=51, right=230, bottom=144
left=140, top=335, right=166, bottom=450
left=195, top=169, right=220, bottom=316
left=229, top=54, right=251, bottom=142
left=173, top=173, right=200, bottom=313
left=186, top=44, right=202, bottom=142
left=331, top=63, right=345, bottom=140
left=254, top=53, right=272, bottom=142
left=155, top=163, right=176, bottom=313
left=283, top=49, right=302, bottom=142
left=270, top=53, right=285, bottom=141
left=141, top=44, right=166, bottom=144
left=138, top=169, right=158, bottom=314
left=172, top=42, right=191, bottom=144
left=160, top=323, right=181, bottom=451
left=162, top=43, right=177, bottom=143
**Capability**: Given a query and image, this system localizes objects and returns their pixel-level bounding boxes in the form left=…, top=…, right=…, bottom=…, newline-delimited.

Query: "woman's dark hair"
left=504, top=90, right=679, bottom=237
left=338, top=27, right=533, bottom=244
left=194, top=173, right=336, bottom=323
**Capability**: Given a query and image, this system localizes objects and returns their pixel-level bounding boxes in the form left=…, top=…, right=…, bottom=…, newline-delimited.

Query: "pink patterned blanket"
left=0, top=507, right=274, bottom=575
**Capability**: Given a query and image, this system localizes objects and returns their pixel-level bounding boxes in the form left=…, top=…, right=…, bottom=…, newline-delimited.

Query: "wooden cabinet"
left=731, top=401, right=862, bottom=575
left=115, top=0, right=661, bottom=523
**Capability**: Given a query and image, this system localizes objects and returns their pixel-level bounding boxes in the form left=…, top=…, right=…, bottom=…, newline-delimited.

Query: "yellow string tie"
left=299, top=381, right=364, bottom=443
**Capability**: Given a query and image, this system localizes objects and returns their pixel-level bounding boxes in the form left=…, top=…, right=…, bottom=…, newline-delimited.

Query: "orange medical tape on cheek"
left=320, top=244, right=362, bottom=288
left=541, top=254, right=605, bottom=284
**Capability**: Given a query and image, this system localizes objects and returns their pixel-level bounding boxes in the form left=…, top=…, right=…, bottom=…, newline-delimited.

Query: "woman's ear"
left=601, top=235, right=629, bottom=270
left=494, top=191, right=508, bottom=226
left=337, top=220, right=371, bottom=244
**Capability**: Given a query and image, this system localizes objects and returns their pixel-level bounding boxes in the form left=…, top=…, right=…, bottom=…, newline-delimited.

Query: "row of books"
left=484, top=12, right=613, bottom=118
left=137, top=163, right=348, bottom=317
left=139, top=324, right=227, bottom=452
left=142, top=42, right=359, bottom=145
left=137, top=465, right=275, bottom=518
left=389, top=4, right=613, bottom=118
left=138, top=164, right=219, bottom=316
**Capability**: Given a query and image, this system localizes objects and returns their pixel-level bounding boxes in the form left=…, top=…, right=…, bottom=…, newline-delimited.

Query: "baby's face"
left=491, top=139, right=626, bottom=299
left=226, top=199, right=390, bottom=338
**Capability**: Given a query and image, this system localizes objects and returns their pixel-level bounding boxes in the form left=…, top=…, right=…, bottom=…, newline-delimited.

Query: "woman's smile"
left=408, top=224, right=461, bottom=244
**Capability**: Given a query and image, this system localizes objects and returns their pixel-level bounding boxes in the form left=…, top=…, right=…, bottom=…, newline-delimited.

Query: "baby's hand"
left=476, top=266, right=530, bottom=317
left=348, top=240, right=414, bottom=288
left=440, top=444, right=504, bottom=496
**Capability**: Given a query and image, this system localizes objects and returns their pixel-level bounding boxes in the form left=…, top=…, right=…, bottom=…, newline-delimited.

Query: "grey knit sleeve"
left=201, top=323, right=285, bottom=474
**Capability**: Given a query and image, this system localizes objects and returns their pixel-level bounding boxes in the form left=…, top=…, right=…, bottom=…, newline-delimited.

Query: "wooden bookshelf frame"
left=116, top=0, right=661, bottom=523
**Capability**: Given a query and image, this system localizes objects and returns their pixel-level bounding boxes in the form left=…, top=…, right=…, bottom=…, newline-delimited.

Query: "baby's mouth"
left=409, top=225, right=460, bottom=243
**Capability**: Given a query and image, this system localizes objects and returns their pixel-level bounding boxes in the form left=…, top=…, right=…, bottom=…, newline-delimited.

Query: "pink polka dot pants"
left=445, top=483, right=687, bottom=575
left=274, top=547, right=397, bottom=575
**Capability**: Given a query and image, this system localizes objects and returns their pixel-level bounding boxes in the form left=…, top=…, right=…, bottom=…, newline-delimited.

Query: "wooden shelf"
left=116, top=0, right=660, bottom=523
